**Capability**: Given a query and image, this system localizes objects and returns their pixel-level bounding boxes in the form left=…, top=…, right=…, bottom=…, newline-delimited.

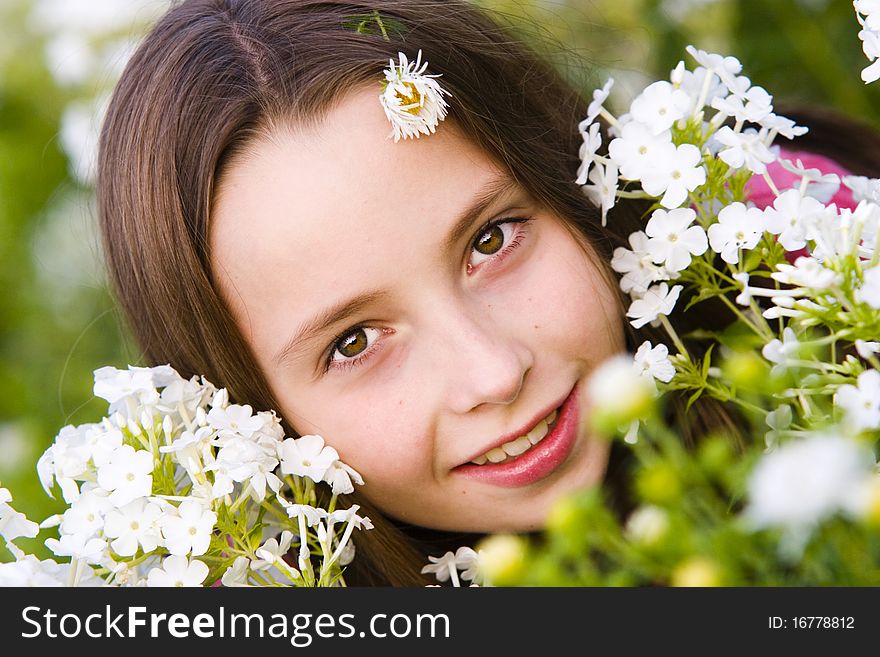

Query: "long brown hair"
left=95, top=0, right=880, bottom=585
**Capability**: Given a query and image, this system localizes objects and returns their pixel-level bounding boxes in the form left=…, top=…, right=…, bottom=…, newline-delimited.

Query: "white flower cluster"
left=743, top=433, right=877, bottom=557
left=421, top=546, right=483, bottom=587
left=0, top=365, right=370, bottom=587
left=577, top=43, right=880, bottom=552
left=855, top=0, right=880, bottom=83
left=580, top=47, right=814, bottom=332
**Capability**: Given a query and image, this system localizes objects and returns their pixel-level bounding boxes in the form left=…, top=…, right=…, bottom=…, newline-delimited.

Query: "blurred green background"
left=1, top=0, right=878, bottom=560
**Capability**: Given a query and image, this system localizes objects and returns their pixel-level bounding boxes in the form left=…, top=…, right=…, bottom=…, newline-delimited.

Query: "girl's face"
left=210, top=87, right=625, bottom=532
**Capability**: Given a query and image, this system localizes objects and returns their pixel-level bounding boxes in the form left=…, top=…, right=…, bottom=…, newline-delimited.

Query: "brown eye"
left=474, top=225, right=504, bottom=255
left=336, top=328, right=368, bottom=358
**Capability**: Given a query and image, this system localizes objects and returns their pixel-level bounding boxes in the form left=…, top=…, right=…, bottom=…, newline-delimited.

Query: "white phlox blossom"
left=575, top=122, right=603, bottom=186
left=743, top=433, right=876, bottom=554
left=278, top=434, right=339, bottom=483
left=855, top=3, right=880, bottom=84
left=0, top=488, right=40, bottom=543
left=677, top=65, right=726, bottom=114
left=221, top=556, right=251, bottom=587
left=856, top=265, right=880, bottom=308
left=581, top=160, right=619, bottom=226
left=323, top=460, right=365, bottom=496
left=626, top=283, right=683, bottom=329
left=633, top=341, right=676, bottom=384
left=207, top=403, right=266, bottom=439
left=800, top=203, right=862, bottom=262
left=607, top=121, right=673, bottom=181
left=771, top=255, right=842, bottom=290
left=843, top=175, right=880, bottom=205
left=764, top=405, right=793, bottom=451
left=707, top=202, right=765, bottom=264
left=836, top=368, right=880, bottom=431
left=421, top=546, right=482, bottom=586
left=96, top=444, right=154, bottom=507
left=611, top=231, right=672, bottom=296
left=159, top=500, right=217, bottom=556
left=629, top=80, right=691, bottom=134
left=209, top=432, right=281, bottom=502
left=712, top=126, right=776, bottom=174
left=639, top=143, right=707, bottom=209
left=685, top=46, right=743, bottom=92
left=759, top=113, right=809, bottom=140
left=58, top=487, right=112, bottom=540
left=645, top=208, right=709, bottom=272
left=93, top=365, right=177, bottom=418
left=779, top=158, right=841, bottom=203
left=581, top=77, right=615, bottom=127
left=380, top=50, right=450, bottom=142
left=146, top=554, right=209, bottom=587
left=710, top=85, right=773, bottom=124
left=36, top=423, right=101, bottom=503
left=103, top=498, right=163, bottom=557
left=0, top=554, right=101, bottom=587
left=856, top=339, right=880, bottom=360
left=160, top=426, right=214, bottom=479
left=761, top=327, right=802, bottom=375
left=252, top=530, right=296, bottom=571
left=762, top=188, right=825, bottom=251
left=45, top=531, right=107, bottom=564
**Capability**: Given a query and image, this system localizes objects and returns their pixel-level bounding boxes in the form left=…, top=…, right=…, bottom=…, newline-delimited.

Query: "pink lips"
left=452, top=383, right=581, bottom=488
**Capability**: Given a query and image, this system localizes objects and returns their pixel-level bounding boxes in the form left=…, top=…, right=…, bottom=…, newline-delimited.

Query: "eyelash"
left=322, top=216, right=534, bottom=374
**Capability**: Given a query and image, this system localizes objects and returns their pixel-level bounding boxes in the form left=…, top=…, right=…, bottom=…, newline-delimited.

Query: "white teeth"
left=526, top=420, right=548, bottom=445
left=485, top=447, right=508, bottom=463
left=503, top=435, right=532, bottom=456
left=470, top=407, right=560, bottom=465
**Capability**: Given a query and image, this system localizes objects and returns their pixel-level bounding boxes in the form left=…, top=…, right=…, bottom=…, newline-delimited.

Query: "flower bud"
left=636, top=462, right=683, bottom=505
left=625, top=505, right=669, bottom=545
left=587, top=355, right=655, bottom=436
left=721, top=350, right=768, bottom=389
left=475, top=534, right=527, bottom=586
left=671, top=556, right=723, bottom=587
left=861, top=477, right=880, bottom=529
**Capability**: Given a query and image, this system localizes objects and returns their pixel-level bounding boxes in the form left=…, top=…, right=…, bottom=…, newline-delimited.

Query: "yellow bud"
left=636, top=463, right=682, bottom=505
left=475, top=534, right=527, bottom=585
left=721, top=351, right=767, bottom=389
left=546, top=495, right=581, bottom=537
left=671, top=557, right=723, bottom=587
left=862, top=478, right=880, bottom=528
left=586, top=355, right=656, bottom=437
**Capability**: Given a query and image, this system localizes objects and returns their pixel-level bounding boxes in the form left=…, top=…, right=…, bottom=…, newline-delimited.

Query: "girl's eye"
left=468, top=218, right=532, bottom=269
left=326, top=326, right=385, bottom=372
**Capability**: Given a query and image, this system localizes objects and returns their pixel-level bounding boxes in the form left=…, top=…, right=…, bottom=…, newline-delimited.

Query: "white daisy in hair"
left=379, top=49, right=451, bottom=141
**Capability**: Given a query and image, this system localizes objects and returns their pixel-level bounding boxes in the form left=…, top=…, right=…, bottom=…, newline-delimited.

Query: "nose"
left=432, top=300, right=532, bottom=414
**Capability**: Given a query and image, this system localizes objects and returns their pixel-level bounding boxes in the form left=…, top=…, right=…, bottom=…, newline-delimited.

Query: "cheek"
left=282, top=387, right=431, bottom=482
left=514, top=231, right=623, bottom=353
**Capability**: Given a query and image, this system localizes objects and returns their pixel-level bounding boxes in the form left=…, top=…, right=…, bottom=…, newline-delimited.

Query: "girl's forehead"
left=211, top=87, right=503, bottom=245
left=207, top=87, right=516, bottom=335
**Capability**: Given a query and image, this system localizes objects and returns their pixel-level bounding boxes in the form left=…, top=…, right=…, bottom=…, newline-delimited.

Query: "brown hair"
left=96, top=0, right=878, bottom=585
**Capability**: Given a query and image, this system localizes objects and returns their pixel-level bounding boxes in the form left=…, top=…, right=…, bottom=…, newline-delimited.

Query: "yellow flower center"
left=395, top=81, right=423, bottom=114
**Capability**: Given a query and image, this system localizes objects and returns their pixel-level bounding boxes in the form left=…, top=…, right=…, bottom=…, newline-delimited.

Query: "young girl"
left=95, top=0, right=880, bottom=585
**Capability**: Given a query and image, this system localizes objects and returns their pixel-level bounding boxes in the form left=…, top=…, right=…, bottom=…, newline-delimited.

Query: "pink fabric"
left=745, top=148, right=857, bottom=261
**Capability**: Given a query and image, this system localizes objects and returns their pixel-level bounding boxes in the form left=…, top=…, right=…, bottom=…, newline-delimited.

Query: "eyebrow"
left=272, top=173, right=521, bottom=367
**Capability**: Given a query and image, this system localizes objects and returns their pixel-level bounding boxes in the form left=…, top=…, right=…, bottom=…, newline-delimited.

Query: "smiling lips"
left=453, top=383, right=581, bottom=488
left=469, top=408, right=559, bottom=466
